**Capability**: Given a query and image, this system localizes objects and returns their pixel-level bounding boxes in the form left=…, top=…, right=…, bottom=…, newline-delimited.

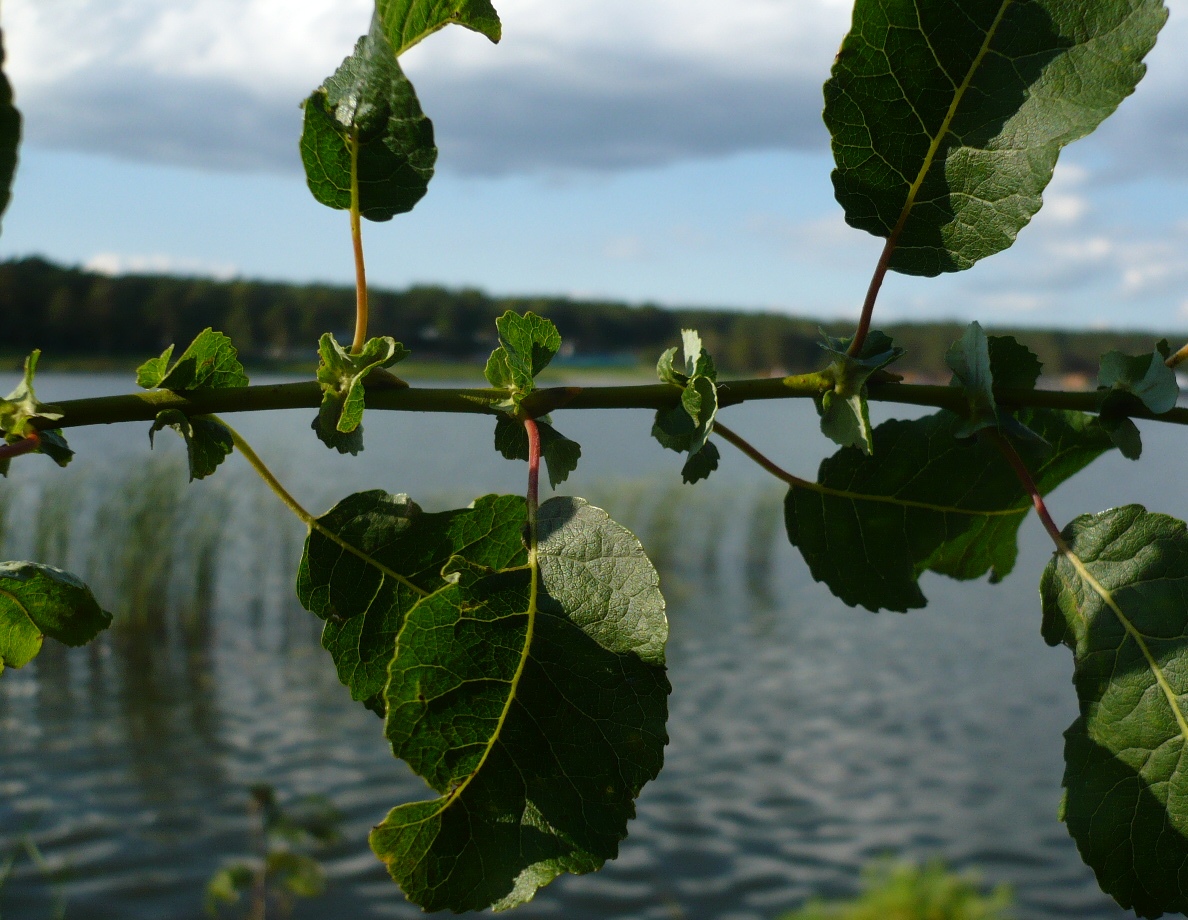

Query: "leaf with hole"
left=370, top=497, right=669, bottom=912
left=301, top=15, right=436, bottom=222
left=785, top=409, right=1112, bottom=612
left=1041, top=506, right=1188, bottom=918
left=824, top=0, right=1168, bottom=275
left=0, top=562, right=112, bottom=674
left=297, top=492, right=526, bottom=715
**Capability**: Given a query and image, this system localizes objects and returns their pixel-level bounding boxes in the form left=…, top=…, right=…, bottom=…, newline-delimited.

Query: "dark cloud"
left=18, top=54, right=831, bottom=176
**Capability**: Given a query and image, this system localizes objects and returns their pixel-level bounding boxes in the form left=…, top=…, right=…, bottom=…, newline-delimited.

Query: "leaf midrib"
left=1066, top=551, right=1188, bottom=742
left=797, top=477, right=1026, bottom=517
left=887, top=0, right=1015, bottom=245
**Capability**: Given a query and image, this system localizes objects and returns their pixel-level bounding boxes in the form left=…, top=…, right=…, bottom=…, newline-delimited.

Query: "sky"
left=1, top=0, right=1186, bottom=331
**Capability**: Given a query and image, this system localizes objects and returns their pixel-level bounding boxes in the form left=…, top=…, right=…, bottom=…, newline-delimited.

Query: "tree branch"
left=29, top=376, right=1188, bottom=432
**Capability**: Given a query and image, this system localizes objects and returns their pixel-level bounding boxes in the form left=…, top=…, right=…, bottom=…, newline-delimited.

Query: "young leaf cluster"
left=652, top=330, right=721, bottom=483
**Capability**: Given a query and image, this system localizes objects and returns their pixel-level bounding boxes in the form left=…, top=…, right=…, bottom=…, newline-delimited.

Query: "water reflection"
left=0, top=406, right=1153, bottom=919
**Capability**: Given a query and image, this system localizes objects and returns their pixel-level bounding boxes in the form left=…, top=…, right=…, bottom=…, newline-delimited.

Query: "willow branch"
left=28, top=376, right=1188, bottom=432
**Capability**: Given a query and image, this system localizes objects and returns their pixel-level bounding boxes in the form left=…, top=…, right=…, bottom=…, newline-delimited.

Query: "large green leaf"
left=824, top=0, right=1168, bottom=276
left=297, top=492, right=526, bottom=715
left=1041, top=506, right=1188, bottom=917
left=301, top=15, right=436, bottom=222
left=785, top=409, right=1113, bottom=612
left=371, top=497, right=669, bottom=912
left=0, top=562, right=111, bottom=674
left=376, top=0, right=501, bottom=55
left=0, top=28, right=20, bottom=232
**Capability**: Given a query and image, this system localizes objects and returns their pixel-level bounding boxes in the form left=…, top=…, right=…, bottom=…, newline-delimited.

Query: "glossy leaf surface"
left=0, top=562, right=111, bottom=673
left=371, top=497, right=669, bottom=912
left=376, top=0, right=501, bottom=55
left=297, top=492, right=525, bottom=714
left=1042, top=506, right=1188, bottom=917
left=301, top=16, right=436, bottom=222
left=785, top=410, right=1112, bottom=611
left=824, top=0, right=1167, bottom=275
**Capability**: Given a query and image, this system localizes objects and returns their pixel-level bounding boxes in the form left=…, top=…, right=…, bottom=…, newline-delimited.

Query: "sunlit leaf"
left=825, top=0, right=1168, bottom=275
left=376, top=0, right=501, bottom=56
left=136, top=328, right=249, bottom=391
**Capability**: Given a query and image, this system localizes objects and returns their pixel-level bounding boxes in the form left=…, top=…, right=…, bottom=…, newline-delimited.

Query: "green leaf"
left=0, top=351, right=72, bottom=475
left=371, top=497, right=668, bottom=912
left=1096, top=414, right=1143, bottom=461
left=267, top=851, right=325, bottom=899
left=1040, top=506, right=1188, bottom=917
left=1099, top=347, right=1179, bottom=415
left=204, top=863, right=254, bottom=916
left=301, top=15, right=436, bottom=222
left=312, top=333, right=409, bottom=454
left=297, top=492, right=527, bottom=715
left=0, top=562, right=112, bottom=674
left=493, top=415, right=582, bottom=489
left=816, top=330, right=904, bottom=454
left=149, top=410, right=234, bottom=481
left=824, top=0, right=1168, bottom=276
left=652, top=331, right=720, bottom=482
left=484, top=311, right=562, bottom=411
left=785, top=409, right=1112, bottom=612
left=376, top=0, right=501, bottom=56
left=988, top=335, right=1043, bottom=392
left=136, top=328, right=249, bottom=391
left=0, top=28, right=21, bottom=232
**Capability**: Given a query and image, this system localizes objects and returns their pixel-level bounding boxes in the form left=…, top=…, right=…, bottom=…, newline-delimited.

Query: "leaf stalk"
left=349, top=130, right=369, bottom=355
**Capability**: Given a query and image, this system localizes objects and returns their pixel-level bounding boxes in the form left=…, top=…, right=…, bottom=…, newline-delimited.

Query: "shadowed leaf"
left=371, top=497, right=669, bottom=911
left=0, top=562, right=111, bottom=674
left=785, top=410, right=1112, bottom=611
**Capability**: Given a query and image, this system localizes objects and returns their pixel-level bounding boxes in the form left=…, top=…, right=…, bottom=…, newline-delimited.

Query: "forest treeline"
left=0, top=257, right=1180, bottom=381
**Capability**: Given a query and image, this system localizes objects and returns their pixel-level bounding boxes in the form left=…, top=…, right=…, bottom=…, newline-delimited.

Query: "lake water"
left=2, top=373, right=1182, bottom=919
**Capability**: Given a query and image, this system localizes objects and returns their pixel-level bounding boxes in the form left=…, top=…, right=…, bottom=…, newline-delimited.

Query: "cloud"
left=85, top=252, right=239, bottom=280
left=5, top=0, right=1185, bottom=182
left=5, top=0, right=847, bottom=175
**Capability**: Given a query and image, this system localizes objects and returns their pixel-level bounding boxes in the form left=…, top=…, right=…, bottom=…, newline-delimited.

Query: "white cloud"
left=3, top=0, right=851, bottom=174
left=602, top=235, right=649, bottom=262
left=85, top=252, right=239, bottom=280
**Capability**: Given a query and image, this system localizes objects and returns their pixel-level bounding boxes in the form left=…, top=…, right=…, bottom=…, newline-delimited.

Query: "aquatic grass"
left=779, top=860, right=1014, bottom=920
